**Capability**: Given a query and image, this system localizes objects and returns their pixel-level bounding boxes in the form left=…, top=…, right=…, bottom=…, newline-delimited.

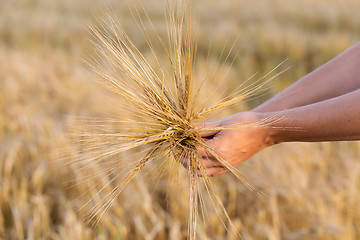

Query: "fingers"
left=180, top=119, right=226, bottom=174
left=201, top=155, right=223, bottom=168
left=195, top=143, right=224, bottom=169
left=196, top=166, right=228, bottom=177
left=180, top=155, right=222, bottom=170
left=195, top=144, right=210, bottom=157
left=180, top=152, right=229, bottom=177
left=196, top=131, right=218, bottom=157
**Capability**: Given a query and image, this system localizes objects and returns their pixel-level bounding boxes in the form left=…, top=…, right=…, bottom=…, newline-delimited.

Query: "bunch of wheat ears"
left=69, top=0, right=285, bottom=239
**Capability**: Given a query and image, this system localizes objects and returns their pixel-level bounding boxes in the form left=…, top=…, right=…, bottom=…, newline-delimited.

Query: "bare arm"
left=254, top=42, right=360, bottom=113
left=197, top=89, right=360, bottom=176
left=268, top=89, right=360, bottom=143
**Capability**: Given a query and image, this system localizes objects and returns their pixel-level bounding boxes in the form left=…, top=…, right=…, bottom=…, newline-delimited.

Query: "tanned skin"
left=195, top=42, right=360, bottom=176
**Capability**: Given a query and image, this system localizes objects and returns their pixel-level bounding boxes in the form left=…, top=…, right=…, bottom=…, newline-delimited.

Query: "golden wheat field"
left=1, top=0, right=360, bottom=239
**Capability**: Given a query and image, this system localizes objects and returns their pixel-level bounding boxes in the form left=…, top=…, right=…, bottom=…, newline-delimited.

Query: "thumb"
left=193, top=120, right=220, bottom=138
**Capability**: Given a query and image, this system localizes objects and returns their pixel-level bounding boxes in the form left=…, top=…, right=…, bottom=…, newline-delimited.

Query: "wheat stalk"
left=68, top=0, right=286, bottom=239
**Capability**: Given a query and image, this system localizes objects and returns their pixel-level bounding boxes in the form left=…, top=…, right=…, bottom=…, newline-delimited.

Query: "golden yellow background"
left=1, top=0, right=360, bottom=239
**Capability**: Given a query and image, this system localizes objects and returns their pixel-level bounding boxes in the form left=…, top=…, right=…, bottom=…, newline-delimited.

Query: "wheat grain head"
left=68, top=0, right=287, bottom=239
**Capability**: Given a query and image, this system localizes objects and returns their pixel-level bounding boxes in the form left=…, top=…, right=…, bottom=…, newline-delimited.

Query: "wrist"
left=254, top=112, right=286, bottom=146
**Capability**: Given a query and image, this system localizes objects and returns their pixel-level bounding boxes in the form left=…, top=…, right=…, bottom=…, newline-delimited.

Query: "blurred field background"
left=1, top=0, right=360, bottom=239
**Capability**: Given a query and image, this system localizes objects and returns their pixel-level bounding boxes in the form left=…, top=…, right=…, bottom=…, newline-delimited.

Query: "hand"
left=196, top=112, right=274, bottom=177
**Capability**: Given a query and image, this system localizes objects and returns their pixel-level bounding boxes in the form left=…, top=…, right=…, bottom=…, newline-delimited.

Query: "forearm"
left=254, top=42, right=360, bottom=113
left=264, top=89, right=360, bottom=143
